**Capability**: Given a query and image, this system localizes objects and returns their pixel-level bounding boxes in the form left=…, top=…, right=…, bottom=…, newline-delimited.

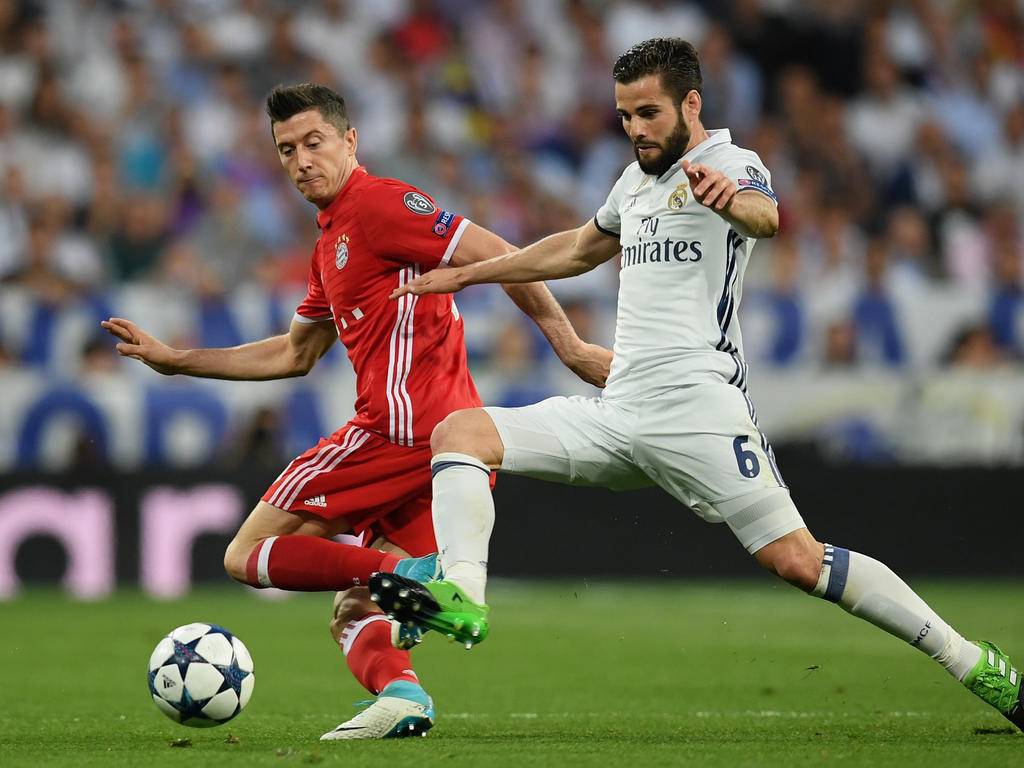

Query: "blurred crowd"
left=1, top=0, right=1024, bottom=468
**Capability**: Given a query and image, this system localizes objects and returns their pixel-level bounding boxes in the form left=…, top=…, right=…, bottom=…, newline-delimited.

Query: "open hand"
left=100, top=317, right=181, bottom=375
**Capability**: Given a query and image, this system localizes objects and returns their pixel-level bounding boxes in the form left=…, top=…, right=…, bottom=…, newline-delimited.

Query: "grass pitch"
left=1, top=580, right=1022, bottom=767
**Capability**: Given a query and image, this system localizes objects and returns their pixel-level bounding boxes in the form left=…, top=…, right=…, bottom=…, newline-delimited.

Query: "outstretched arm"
left=681, top=159, right=779, bottom=239
left=429, top=221, right=621, bottom=387
left=100, top=315, right=338, bottom=380
left=392, top=220, right=620, bottom=297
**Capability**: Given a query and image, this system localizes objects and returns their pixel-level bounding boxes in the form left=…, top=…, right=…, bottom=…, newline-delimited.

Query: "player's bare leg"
left=756, top=528, right=1023, bottom=730
left=221, top=506, right=439, bottom=738
left=322, top=578, right=434, bottom=740
left=370, top=409, right=499, bottom=647
left=223, top=501, right=434, bottom=591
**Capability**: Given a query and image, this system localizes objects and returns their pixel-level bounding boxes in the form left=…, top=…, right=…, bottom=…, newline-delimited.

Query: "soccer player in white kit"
left=373, top=38, right=1023, bottom=730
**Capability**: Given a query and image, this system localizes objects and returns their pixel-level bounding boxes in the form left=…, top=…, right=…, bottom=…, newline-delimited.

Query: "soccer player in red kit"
left=102, top=83, right=611, bottom=740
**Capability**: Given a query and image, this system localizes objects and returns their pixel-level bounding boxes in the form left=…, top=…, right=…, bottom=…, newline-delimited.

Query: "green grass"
left=1, top=580, right=1022, bottom=767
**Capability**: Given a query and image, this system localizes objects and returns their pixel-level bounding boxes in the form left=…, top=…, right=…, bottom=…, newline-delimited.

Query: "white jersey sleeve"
left=594, top=169, right=633, bottom=237
left=724, top=151, right=777, bottom=206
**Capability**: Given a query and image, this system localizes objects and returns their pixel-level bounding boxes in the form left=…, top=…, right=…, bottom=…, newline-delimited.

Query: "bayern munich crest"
left=335, top=234, right=349, bottom=270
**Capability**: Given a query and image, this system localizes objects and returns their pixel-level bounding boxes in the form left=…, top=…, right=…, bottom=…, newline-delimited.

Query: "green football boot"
left=963, top=640, right=1024, bottom=731
left=385, top=554, right=443, bottom=649
left=369, top=573, right=489, bottom=648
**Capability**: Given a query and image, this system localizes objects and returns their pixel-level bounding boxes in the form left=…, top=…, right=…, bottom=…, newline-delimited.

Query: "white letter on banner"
left=0, top=488, right=114, bottom=599
left=140, top=485, right=243, bottom=599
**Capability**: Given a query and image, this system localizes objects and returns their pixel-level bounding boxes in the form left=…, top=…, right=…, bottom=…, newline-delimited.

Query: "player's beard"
left=634, top=115, right=690, bottom=177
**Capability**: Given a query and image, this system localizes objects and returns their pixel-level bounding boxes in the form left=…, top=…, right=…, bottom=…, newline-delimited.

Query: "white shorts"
left=484, top=383, right=805, bottom=553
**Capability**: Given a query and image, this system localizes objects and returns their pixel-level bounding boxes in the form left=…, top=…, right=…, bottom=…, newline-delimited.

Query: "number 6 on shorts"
left=732, top=436, right=761, bottom=478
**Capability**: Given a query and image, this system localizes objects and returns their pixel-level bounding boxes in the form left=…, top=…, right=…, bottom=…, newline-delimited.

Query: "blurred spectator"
left=249, top=9, right=317, bottom=97
left=932, top=154, right=985, bottom=285
left=180, top=61, right=251, bottom=167
left=845, top=48, right=927, bottom=180
left=884, top=205, right=935, bottom=285
left=290, top=0, right=376, bottom=89
left=604, top=0, right=707, bottom=61
left=473, top=317, right=555, bottom=408
left=747, top=234, right=805, bottom=366
left=221, top=405, right=285, bottom=473
left=927, top=48, right=1001, bottom=160
left=392, top=0, right=449, bottom=67
left=0, top=0, right=44, bottom=112
left=942, top=323, right=1006, bottom=370
left=19, top=67, right=94, bottom=206
left=0, top=163, right=28, bottom=279
left=822, top=317, right=859, bottom=369
left=695, top=21, right=762, bottom=143
left=204, top=0, right=270, bottom=64
left=104, top=193, right=168, bottom=282
left=79, top=333, right=119, bottom=377
left=972, top=104, right=1024, bottom=218
left=986, top=209, right=1024, bottom=356
left=851, top=238, right=906, bottom=367
left=902, top=119, right=955, bottom=215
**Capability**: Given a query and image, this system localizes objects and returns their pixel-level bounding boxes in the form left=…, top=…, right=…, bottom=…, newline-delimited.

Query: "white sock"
left=430, top=452, right=493, bottom=605
left=814, top=545, right=982, bottom=681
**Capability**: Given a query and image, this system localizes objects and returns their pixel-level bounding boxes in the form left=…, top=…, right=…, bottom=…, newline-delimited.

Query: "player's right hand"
left=564, top=342, right=613, bottom=388
left=389, top=268, right=466, bottom=299
left=100, top=317, right=181, bottom=375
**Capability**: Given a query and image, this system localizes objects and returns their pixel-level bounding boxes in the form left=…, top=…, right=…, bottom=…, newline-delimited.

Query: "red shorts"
left=262, top=424, right=435, bottom=556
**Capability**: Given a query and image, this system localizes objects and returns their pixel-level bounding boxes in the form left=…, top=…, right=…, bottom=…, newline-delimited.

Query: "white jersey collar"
left=656, top=128, right=733, bottom=182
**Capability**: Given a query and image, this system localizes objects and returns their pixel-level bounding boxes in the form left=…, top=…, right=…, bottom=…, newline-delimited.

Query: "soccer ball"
left=147, top=622, right=255, bottom=727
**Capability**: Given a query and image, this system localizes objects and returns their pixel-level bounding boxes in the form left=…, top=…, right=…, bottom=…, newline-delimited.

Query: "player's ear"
left=345, top=126, right=358, bottom=156
left=683, top=89, right=702, bottom=117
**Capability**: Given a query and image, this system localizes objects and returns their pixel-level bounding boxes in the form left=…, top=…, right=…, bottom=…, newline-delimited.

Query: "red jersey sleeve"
left=359, top=178, right=468, bottom=268
left=294, top=260, right=332, bottom=321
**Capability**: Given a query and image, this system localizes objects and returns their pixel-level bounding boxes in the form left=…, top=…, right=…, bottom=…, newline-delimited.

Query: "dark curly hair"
left=266, top=83, right=350, bottom=133
left=612, top=37, right=702, bottom=105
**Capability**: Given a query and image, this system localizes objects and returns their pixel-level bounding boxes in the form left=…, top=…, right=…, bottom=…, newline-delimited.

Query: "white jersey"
left=595, top=129, right=776, bottom=401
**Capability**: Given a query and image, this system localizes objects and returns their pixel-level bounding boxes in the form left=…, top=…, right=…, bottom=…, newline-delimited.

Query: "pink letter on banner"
left=0, top=488, right=114, bottom=600
left=140, top=485, right=243, bottom=599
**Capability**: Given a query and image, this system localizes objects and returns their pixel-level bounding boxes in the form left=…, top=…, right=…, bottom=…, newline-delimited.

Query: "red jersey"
left=294, top=167, right=482, bottom=446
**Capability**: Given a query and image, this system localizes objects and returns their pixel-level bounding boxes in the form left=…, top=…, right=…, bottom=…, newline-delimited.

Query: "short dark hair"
left=612, top=37, right=702, bottom=104
left=266, top=83, right=350, bottom=133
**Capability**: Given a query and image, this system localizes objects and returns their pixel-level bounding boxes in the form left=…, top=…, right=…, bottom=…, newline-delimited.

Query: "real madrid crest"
left=335, top=233, right=349, bottom=270
left=668, top=183, right=688, bottom=210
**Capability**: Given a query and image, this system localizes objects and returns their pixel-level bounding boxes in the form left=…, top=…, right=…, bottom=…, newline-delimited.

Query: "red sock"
left=339, top=613, right=419, bottom=695
left=244, top=535, right=402, bottom=590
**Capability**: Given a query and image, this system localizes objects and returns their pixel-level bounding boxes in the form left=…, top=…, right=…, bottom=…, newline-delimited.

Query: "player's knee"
left=430, top=410, right=471, bottom=454
left=222, top=539, right=250, bottom=584
left=430, top=408, right=500, bottom=464
left=328, top=587, right=374, bottom=643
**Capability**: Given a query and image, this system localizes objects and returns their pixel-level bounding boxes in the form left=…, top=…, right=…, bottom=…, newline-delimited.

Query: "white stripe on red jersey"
left=269, top=427, right=371, bottom=509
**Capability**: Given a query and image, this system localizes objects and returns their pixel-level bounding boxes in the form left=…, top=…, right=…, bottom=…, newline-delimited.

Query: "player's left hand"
left=681, top=159, right=737, bottom=212
left=390, top=268, right=465, bottom=299
left=563, top=342, right=613, bottom=388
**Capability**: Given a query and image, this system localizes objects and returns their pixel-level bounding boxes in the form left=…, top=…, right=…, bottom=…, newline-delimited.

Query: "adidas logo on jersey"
left=304, top=494, right=327, bottom=508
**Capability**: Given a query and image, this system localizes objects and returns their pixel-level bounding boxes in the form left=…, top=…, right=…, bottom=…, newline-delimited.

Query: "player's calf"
left=329, top=588, right=376, bottom=643
left=753, top=529, right=825, bottom=592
